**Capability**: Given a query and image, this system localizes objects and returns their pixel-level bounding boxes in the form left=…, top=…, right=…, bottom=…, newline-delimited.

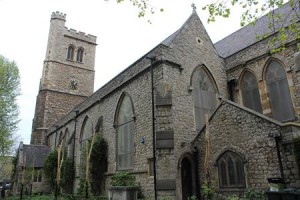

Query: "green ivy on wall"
left=43, top=150, right=58, bottom=191
left=61, top=157, right=75, bottom=194
left=111, top=172, right=136, bottom=187
left=78, top=135, right=108, bottom=197
left=90, top=135, right=108, bottom=195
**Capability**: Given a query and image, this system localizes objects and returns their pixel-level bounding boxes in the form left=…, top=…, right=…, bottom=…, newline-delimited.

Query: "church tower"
left=31, top=11, right=97, bottom=145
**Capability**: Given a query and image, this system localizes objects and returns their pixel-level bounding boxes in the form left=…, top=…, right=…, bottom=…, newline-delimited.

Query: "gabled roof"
left=20, top=145, right=50, bottom=168
left=161, top=29, right=180, bottom=46
left=193, top=98, right=285, bottom=144
left=160, top=10, right=201, bottom=47
left=215, top=2, right=299, bottom=58
left=193, top=98, right=300, bottom=145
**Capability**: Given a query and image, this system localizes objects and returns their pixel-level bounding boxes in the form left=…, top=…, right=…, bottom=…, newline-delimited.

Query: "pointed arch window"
left=217, top=151, right=245, bottom=188
left=265, top=60, right=294, bottom=122
left=77, top=48, right=84, bottom=62
left=67, top=45, right=74, bottom=60
left=192, top=67, right=218, bottom=130
left=116, top=94, right=135, bottom=170
left=240, top=71, right=262, bottom=113
left=80, top=117, right=93, bottom=176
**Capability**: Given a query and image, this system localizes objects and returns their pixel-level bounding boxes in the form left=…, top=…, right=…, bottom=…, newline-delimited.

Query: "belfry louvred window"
left=67, top=45, right=74, bottom=60
left=77, top=48, right=84, bottom=62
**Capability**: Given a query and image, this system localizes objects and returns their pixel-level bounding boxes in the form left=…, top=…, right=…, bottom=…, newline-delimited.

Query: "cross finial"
left=191, top=3, right=197, bottom=12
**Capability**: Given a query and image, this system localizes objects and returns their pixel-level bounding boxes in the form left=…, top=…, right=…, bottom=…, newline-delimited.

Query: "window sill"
left=217, top=188, right=246, bottom=192
left=66, top=59, right=83, bottom=64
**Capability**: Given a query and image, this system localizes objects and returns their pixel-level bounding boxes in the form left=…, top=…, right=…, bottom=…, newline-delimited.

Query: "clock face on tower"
left=70, top=79, right=78, bottom=90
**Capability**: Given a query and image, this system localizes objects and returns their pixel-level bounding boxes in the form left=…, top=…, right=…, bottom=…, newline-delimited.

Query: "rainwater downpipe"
left=275, top=135, right=285, bottom=187
left=54, top=125, right=59, bottom=147
left=147, top=56, right=158, bottom=200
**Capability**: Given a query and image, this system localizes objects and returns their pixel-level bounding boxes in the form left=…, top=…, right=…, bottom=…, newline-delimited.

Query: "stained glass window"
left=217, top=151, right=245, bottom=188
left=116, top=95, right=134, bottom=170
left=266, top=60, right=294, bottom=122
left=192, top=67, right=218, bottom=130
left=240, top=71, right=262, bottom=113
left=80, top=117, right=93, bottom=176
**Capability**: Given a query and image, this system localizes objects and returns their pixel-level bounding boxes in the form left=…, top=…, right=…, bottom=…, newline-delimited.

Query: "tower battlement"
left=51, top=11, right=66, bottom=21
left=31, top=11, right=96, bottom=145
left=66, top=28, right=97, bottom=43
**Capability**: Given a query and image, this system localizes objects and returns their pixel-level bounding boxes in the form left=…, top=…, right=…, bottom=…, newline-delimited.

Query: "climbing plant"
left=90, top=135, right=108, bottom=195
left=61, top=157, right=74, bottom=194
left=77, top=135, right=108, bottom=197
left=43, top=150, right=58, bottom=190
left=201, top=184, right=216, bottom=200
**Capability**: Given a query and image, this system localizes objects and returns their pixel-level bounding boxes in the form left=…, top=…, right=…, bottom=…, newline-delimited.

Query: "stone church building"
left=28, top=2, right=300, bottom=199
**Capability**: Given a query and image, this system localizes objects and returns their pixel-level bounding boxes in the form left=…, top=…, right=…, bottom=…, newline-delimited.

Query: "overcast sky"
left=0, top=0, right=242, bottom=145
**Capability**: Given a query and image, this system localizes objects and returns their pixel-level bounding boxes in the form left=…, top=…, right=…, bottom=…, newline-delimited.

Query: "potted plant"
left=108, top=172, right=139, bottom=200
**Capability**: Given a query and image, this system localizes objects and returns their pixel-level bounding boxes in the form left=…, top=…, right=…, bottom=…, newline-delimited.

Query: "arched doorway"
left=181, top=157, right=193, bottom=200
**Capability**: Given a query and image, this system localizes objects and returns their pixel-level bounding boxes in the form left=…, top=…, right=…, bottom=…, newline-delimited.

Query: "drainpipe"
left=275, top=136, right=286, bottom=187
left=72, top=110, right=79, bottom=195
left=147, top=56, right=158, bottom=200
left=227, top=79, right=237, bottom=101
left=54, top=125, right=59, bottom=147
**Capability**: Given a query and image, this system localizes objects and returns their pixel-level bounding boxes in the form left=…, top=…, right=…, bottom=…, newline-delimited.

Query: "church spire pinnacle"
left=191, top=3, right=197, bottom=12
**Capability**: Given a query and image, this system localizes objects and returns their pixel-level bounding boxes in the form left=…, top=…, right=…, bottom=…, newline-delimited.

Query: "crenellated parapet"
left=49, top=11, right=97, bottom=45
left=51, top=11, right=66, bottom=21
left=65, top=27, right=97, bottom=44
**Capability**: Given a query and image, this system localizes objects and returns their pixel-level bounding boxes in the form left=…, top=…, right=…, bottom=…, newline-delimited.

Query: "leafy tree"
left=114, top=0, right=164, bottom=23
left=0, top=55, right=20, bottom=156
left=0, top=156, right=14, bottom=183
left=202, top=0, right=300, bottom=51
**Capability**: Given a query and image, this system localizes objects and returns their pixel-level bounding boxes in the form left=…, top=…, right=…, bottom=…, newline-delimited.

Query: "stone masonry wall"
left=32, top=12, right=96, bottom=145
left=226, top=39, right=300, bottom=120
left=41, top=61, right=94, bottom=97
left=194, top=101, right=283, bottom=197
left=46, top=12, right=96, bottom=70
left=32, top=90, right=85, bottom=145
left=48, top=63, right=156, bottom=198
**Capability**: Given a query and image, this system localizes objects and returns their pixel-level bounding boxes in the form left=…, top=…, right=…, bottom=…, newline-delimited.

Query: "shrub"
left=201, top=185, right=216, bottom=200
left=90, top=135, right=108, bottom=195
left=43, top=150, right=58, bottom=190
left=111, top=172, right=136, bottom=186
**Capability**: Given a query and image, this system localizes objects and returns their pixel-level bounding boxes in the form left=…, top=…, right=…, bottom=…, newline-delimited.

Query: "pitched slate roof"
left=21, top=145, right=50, bottom=168
left=161, top=29, right=180, bottom=46
left=214, top=2, right=300, bottom=58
